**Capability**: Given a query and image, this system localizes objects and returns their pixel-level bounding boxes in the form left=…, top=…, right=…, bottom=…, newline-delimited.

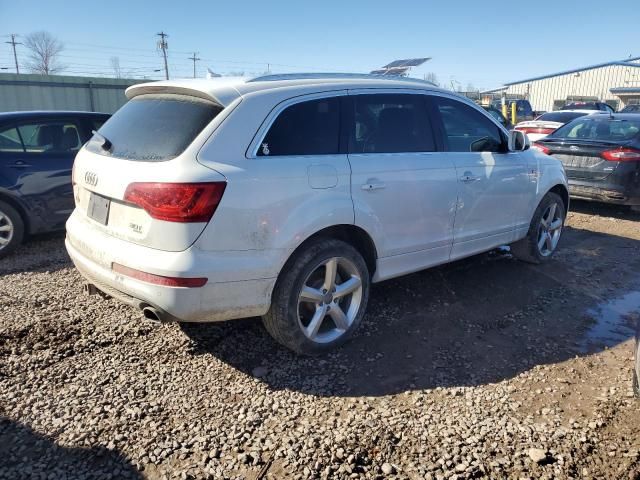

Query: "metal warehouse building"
left=496, top=56, right=640, bottom=112
left=0, top=73, right=143, bottom=113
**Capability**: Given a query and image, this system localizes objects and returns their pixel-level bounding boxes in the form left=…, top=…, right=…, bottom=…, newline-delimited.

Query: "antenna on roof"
left=370, top=58, right=431, bottom=77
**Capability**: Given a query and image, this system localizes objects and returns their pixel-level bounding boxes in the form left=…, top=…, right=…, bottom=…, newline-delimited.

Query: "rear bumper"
left=568, top=182, right=640, bottom=206
left=65, top=212, right=278, bottom=322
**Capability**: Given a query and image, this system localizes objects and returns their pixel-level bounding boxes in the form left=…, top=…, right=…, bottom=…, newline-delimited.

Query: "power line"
left=5, top=34, right=22, bottom=74
left=188, top=52, right=200, bottom=78
left=156, top=31, right=169, bottom=80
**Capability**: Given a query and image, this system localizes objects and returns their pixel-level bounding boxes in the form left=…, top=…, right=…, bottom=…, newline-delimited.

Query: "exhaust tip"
left=142, top=306, right=161, bottom=322
left=84, top=283, right=99, bottom=296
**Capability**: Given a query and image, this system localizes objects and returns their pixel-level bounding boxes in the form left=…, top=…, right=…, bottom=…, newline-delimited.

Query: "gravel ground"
left=1, top=201, right=639, bottom=480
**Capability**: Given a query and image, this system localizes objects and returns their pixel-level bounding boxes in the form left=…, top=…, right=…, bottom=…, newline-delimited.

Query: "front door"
left=347, top=91, right=459, bottom=281
left=430, top=95, right=532, bottom=260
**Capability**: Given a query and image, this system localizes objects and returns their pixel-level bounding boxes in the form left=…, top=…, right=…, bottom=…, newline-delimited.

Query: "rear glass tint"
left=538, top=112, right=588, bottom=123
left=87, top=94, right=222, bottom=161
left=551, top=117, right=640, bottom=141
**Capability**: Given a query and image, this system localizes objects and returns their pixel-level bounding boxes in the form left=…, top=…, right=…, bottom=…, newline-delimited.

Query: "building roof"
left=610, top=87, right=640, bottom=94
left=504, top=56, right=640, bottom=86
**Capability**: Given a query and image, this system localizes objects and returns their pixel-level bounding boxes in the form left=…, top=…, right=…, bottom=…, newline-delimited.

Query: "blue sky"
left=1, top=0, right=638, bottom=90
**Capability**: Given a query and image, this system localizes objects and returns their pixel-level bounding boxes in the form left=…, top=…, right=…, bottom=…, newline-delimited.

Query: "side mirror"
left=508, top=130, right=529, bottom=151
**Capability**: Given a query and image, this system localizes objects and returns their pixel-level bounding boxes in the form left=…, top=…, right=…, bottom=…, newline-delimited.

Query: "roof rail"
left=247, top=72, right=437, bottom=86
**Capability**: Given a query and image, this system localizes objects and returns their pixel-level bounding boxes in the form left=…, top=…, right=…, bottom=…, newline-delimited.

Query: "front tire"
left=511, top=192, right=565, bottom=264
left=263, top=238, right=370, bottom=355
left=0, top=200, right=24, bottom=259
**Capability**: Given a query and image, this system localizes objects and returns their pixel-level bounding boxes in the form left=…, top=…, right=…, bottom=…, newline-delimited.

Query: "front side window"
left=349, top=94, right=435, bottom=154
left=0, top=126, right=24, bottom=152
left=258, top=97, right=340, bottom=156
left=434, top=97, right=505, bottom=153
left=14, top=122, right=82, bottom=153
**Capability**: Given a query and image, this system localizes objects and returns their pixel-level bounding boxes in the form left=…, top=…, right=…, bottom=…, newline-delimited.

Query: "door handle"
left=361, top=182, right=386, bottom=191
left=8, top=161, right=31, bottom=168
left=460, top=172, right=481, bottom=183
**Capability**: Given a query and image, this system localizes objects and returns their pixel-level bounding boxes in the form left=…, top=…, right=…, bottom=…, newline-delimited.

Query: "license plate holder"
left=87, top=192, right=110, bottom=225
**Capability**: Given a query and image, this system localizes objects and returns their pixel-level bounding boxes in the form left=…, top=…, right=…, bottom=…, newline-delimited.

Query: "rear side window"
left=434, top=97, right=505, bottom=153
left=349, top=94, right=435, bottom=154
left=18, top=122, right=82, bottom=153
left=258, top=97, right=340, bottom=156
left=0, top=126, right=23, bottom=152
left=87, top=94, right=222, bottom=161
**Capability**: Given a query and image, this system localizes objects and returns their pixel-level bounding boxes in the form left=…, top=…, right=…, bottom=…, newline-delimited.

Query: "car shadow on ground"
left=181, top=224, right=640, bottom=397
left=0, top=417, right=141, bottom=479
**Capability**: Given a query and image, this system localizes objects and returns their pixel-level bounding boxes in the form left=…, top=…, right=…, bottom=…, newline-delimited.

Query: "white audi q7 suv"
left=66, top=73, right=569, bottom=354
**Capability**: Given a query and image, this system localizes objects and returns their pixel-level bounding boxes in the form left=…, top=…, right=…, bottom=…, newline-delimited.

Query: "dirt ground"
left=0, top=200, right=639, bottom=479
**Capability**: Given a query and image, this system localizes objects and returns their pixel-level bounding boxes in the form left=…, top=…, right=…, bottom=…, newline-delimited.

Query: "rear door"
left=347, top=91, right=458, bottom=279
left=0, top=117, right=83, bottom=230
left=430, top=95, right=533, bottom=259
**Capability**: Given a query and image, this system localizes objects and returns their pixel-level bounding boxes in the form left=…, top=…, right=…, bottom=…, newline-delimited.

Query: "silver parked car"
left=66, top=73, right=569, bottom=354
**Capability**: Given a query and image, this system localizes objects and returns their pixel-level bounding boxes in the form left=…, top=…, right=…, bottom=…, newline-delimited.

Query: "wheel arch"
left=548, top=183, right=569, bottom=212
left=0, top=191, right=31, bottom=235
left=282, top=224, right=378, bottom=279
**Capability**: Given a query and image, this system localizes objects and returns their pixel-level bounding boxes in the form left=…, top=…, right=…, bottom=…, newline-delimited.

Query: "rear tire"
left=263, top=238, right=370, bottom=355
left=0, top=200, right=24, bottom=259
left=511, top=192, right=565, bottom=264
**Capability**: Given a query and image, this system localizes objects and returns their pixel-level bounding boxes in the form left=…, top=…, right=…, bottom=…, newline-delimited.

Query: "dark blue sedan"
left=0, top=111, right=110, bottom=257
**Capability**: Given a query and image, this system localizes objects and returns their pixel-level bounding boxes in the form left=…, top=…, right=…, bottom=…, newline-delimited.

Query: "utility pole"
left=156, top=31, right=169, bottom=80
left=188, top=52, right=200, bottom=78
left=5, top=34, right=21, bottom=74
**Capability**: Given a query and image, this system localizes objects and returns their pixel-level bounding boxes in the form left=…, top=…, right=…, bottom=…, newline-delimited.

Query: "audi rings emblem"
left=84, top=171, right=98, bottom=187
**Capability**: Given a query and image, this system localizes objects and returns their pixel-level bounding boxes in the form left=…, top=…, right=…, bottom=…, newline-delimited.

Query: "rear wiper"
left=91, top=130, right=112, bottom=152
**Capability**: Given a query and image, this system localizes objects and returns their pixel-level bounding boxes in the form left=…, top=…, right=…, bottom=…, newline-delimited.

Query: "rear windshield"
left=86, top=94, right=222, bottom=161
left=560, top=103, right=599, bottom=110
left=537, top=111, right=588, bottom=123
left=550, top=117, right=640, bottom=141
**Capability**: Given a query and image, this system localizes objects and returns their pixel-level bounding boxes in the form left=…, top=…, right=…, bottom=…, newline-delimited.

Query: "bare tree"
left=24, top=31, right=65, bottom=75
left=110, top=56, right=122, bottom=78
left=465, top=82, right=479, bottom=93
left=424, top=72, right=439, bottom=86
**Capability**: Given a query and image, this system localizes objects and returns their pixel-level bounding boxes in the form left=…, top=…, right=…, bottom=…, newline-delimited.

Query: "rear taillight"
left=123, top=182, right=226, bottom=223
left=532, top=143, right=551, bottom=155
left=516, top=127, right=556, bottom=135
left=112, top=263, right=207, bottom=287
left=601, top=147, right=640, bottom=162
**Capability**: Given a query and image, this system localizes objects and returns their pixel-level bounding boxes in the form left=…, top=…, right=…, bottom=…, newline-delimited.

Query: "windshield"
left=621, top=104, right=640, bottom=113
left=86, top=94, right=222, bottom=161
left=537, top=112, right=588, bottom=123
left=550, top=117, right=640, bottom=141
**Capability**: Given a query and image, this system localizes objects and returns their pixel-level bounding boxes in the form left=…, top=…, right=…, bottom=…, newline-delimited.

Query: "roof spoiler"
left=125, top=80, right=243, bottom=107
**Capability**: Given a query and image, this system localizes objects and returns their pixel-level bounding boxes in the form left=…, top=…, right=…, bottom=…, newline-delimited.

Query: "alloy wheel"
left=297, top=257, right=363, bottom=344
left=0, top=210, right=14, bottom=251
left=537, top=202, right=563, bottom=257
